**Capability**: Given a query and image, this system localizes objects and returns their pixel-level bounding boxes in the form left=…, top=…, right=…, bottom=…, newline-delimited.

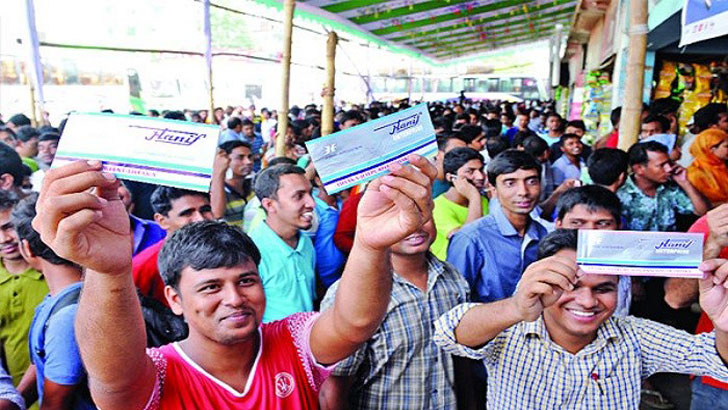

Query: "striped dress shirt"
left=434, top=303, right=728, bottom=409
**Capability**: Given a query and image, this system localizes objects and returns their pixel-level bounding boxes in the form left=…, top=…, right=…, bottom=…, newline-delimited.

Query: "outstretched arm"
left=34, top=161, right=155, bottom=410
left=310, top=155, right=437, bottom=365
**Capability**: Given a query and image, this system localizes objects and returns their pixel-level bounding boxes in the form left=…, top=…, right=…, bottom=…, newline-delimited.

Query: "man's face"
left=468, top=134, right=485, bottom=152
left=500, top=115, right=513, bottom=127
left=486, top=112, right=498, bottom=120
left=0, top=209, right=22, bottom=261
left=565, top=126, right=585, bottom=138
left=556, top=205, right=618, bottom=230
left=636, top=150, right=672, bottom=185
left=229, top=146, right=254, bottom=177
left=390, top=219, right=436, bottom=255
left=469, top=113, right=479, bottom=125
left=516, top=115, right=529, bottom=130
left=561, top=137, right=583, bottom=157
left=157, top=195, right=214, bottom=233
left=716, top=113, right=728, bottom=133
left=241, top=124, right=255, bottom=137
left=455, top=159, right=485, bottom=190
left=543, top=249, right=618, bottom=346
left=547, top=116, right=561, bottom=132
left=0, top=132, right=16, bottom=147
left=118, top=185, right=133, bottom=213
left=267, top=174, right=315, bottom=230
left=169, top=261, right=265, bottom=345
left=494, top=168, right=541, bottom=216
left=17, top=137, right=39, bottom=158
left=341, top=119, right=361, bottom=130
left=640, top=121, right=663, bottom=138
left=37, top=139, right=58, bottom=165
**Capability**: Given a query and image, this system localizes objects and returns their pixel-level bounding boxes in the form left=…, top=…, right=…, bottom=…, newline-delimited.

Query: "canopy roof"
left=284, top=0, right=578, bottom=62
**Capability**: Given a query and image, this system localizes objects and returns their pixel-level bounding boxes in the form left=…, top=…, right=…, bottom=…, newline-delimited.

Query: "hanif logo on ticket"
left=374, top=112, right=423, bottom=140
left=131, top=125, right=208, bottom=146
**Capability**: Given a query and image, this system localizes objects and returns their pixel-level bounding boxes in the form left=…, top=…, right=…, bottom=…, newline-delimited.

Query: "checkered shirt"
left=434, top=303, right=728, bottom=409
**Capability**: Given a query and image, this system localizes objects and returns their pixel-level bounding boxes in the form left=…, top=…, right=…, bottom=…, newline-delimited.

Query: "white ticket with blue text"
left=577, top=230, right=704, bottom=278
left=305, top=103, right=437, bottom=194
left=52, top=113, right=220, bottom=192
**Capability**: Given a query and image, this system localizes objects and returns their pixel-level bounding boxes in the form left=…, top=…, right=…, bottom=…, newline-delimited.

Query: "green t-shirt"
left=21, top=157, right=39, bottom=173
left=431, top=194, right=489, bottom=260
left=0, top=263, right=48, bottom=385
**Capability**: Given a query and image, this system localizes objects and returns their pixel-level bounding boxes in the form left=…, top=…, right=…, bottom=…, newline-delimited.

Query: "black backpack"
left=137, top=291, right=188, bottom=347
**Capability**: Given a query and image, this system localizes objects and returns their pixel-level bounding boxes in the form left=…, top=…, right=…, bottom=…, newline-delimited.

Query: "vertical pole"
left=203, top=0, right=215, bottom=124
left=618, top=0, right=648, bottom=151
left=276, top=0, right=295, bottom=156
left=24, top=0, right=44, bottom=125
left=322, top=31, right=337, bottom=137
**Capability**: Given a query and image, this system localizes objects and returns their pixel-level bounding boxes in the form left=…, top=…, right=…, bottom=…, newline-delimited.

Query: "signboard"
left=680, top=0, right=728, bottom=46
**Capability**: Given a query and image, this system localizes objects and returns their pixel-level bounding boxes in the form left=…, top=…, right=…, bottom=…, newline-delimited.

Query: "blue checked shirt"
left=321, top=255, right=470, bottom=409
left=434, top=303, right=728, bottom=409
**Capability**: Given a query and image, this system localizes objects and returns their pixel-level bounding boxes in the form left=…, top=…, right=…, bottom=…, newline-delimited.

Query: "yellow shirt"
left=431, top=195, right=489, bottom=260
left=0, top=262, right=48, bottom=385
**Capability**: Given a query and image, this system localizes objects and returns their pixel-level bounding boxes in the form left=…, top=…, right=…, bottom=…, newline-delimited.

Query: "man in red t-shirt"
left=132, top=186, right=215, bottom=306
left=34, top=155, right=437, bottom=409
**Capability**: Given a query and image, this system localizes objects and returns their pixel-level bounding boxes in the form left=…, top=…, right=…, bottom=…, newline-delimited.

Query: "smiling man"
left=210, top=141, right=255, bottom=226
left=552, top=134, right=585, bottom=186
left=33, top=155, right=435, bottom=409
left=447, top=150, right=548, bottom=303
left=434, top=229, right=728, bottom=409
left=249, top=164, right=317, bottom=323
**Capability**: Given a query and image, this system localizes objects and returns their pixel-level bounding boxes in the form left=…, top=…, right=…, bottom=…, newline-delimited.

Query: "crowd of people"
left=0, top=95, right=727, bottom=410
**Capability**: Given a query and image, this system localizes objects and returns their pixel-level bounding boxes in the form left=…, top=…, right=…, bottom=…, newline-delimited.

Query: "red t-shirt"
left=605, top=129, right=619, bottom=148
left=132, top=240, right=168, bottom=306
left=144, top=312, right=333, bottom=409
left=333, top=192, right=362, bottom=254
left=689, top=215, right=728, bottom=389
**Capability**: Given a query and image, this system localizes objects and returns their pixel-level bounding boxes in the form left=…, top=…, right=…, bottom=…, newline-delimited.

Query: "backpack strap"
left=36, top=286, right=82, bottom=359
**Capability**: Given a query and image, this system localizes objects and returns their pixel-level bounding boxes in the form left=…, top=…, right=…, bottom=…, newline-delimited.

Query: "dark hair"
left=163, top=111, right=187, bottom=121
left=0, top=142, right=24, bottom=187
left=254, top=164, right=305, bottom=202
left=11, top=193, right=77, bottom=267
left=148, top=109, right=160, bottom=117
left=15, top=126, right=39, bottom=143
left=512, top=130, right=536, bottom=148
left=610, top=107, right=622, bottom=127
left=151, top=186, right=209, bottom=217
left=486, top=137, right=510, bottom=159
left=241, top=119, right=254, bottom=128
left=340, top=110, right=364, bottom=125
left=565, top=120, right=586, bottom=132
left=8, top=114, right=31, bottom=128
left=486, top=149, right=541, bottom=185
left=158, top=221, right=261, bottom=289
left=483, top=119, right=502, bottom=138
left=443, top=147, right=483, bottom=182
left=227, top=117, right=243, bottom=130
left=587, top=148, right=629, bottom=186
left=641, top=114, right=669, bottom=133
left=555, top=185, right=622, bottom=224
left=455, top=125, right=483, bottom=144
left=38, top=132, right=60, bottom=142
left=627, top=141, right=668, bottom=166
left=522, top=135, right=549, bottom=158
left=559, top=133, right=581, bottom=147
left=219, top=140, right=251, bottom=154
left=0, top=126, right=16, bottom=141
left=650, top=98, right=681, bottom=116
left=0, top=190, right=19, bottom=212
left=537, top=229, right=577, bottom=259
left=268, top=157, right=297, bottom=167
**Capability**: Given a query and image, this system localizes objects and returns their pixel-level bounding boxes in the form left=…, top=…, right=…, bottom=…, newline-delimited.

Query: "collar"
left=0, top=263, right=43, bottom=285
left=490, top=199, right=540, bottom=238
left=392, top=253, right=447, bottom=293
left=522, top=315, right=621, bottom=352
left=258, top=220, right=304, bottom=255
left=624, top=175, right=666, bottom=197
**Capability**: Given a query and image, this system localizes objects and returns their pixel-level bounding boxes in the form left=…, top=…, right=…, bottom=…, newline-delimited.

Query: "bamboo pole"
left=276, top=0, right=295, bottom=157
left=618, top=0, right=648, bottom=151
left=203, top=0, right=215, bottom=124
left=322, top=31, right=337, bottom=137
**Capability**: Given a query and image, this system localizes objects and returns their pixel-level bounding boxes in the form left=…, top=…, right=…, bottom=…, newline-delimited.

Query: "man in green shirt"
left=431, top=147, right=489, bottom=260
left=0, top=191, right=48, bottom=385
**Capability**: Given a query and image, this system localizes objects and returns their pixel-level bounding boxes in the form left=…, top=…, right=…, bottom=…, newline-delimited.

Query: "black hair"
left=627, top=141, right=668, bottom=166
left=254, top=164, right=305, bottom=202
left=0, top=190, right=19, bottom=212
left=11, top=193, right=77, bottom=267
left=443, top=147, right=483, bottom=183
left=565, top=120, right=586, bottom=131
left=15, top=126, right=39, bottom=143
left=158, top=221, right=261, bottom=289
left=0, top=126, right=17, bottom=140
left=163, top=111, right=187, bottom=121
left=486, top=137, right=510, bottom=159
left=151, top=186, right=209, bottom=217
left=227, top=117, right=243, bottom=129
left=0, top=142, right=24, bottom=187
left=38, top=132, right=60, bottom=142
left=610, top=107, right=622, bottom=127
left=512, top=130, right=536, bottom=148
left=268, top=157, right=297, bottom=167
left=486, top=149, right=541, bottom=185
left=8, top=114, right=31, bottom=127
left=340, top=110, right=364, bottom=125
left=241, top=119, right=254, bottom=128
left=219, top=140, right=251, bottom=154
left=522, top=135, right=549, bottom=159
left=537, top=229, right=577, bottom=259
left=650, top=98, right=681, bottom=116
left=587, top=148, right=629, bottom=186
left=455, top=125, right=483, bottom=145
left=559, top=133, right=581, bottom=147
left=148, top=109, right=160, bottom=117
left=641, top=114, right=670, bottom=133
left=555, top=185, right=622, bottom=224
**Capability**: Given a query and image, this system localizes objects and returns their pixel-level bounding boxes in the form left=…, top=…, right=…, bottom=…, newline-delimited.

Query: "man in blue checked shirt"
left=434, top=229, right=728, bottom=409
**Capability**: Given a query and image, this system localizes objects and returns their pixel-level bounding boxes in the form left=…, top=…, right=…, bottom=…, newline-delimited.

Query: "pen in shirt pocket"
left=591, top=373, right=605, bottom=396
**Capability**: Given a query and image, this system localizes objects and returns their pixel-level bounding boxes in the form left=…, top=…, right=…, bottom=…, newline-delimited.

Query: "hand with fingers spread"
left=32, top=160, right=132, bottom=275
left=512, top=255, right=579, bottom=322
left=355, top=154, right=437, bottom=252
left=699, top=259, right=728, bottom=332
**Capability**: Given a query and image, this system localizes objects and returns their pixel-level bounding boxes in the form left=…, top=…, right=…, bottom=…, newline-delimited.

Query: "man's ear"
left=261, top=197, right=275, bottom=214
left=164, top=285, right=184, bottom=316
left=19, top=239, right=42, bottom=270
left=554, top=218, right=563, bottom=229
left=0, top=173, right=14, bottom=191
left=632, top=164, right=644, bottom=176
left=154, top=213, right=170, bottom=231
left=617, top=172, right=627, bottom=187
